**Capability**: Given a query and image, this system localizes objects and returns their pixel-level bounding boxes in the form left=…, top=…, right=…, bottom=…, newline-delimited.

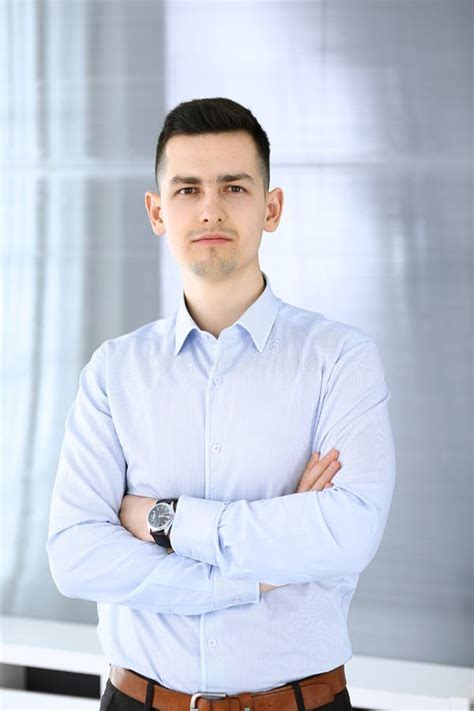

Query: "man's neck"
left=182, top=268, right=266, bottom=339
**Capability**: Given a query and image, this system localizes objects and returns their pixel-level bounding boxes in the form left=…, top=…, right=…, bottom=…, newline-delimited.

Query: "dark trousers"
left=99, top=677, right=353, bottom=711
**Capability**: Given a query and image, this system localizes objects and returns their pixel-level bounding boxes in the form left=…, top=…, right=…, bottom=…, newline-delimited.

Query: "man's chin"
left=186, top=259, right=238, bottom=280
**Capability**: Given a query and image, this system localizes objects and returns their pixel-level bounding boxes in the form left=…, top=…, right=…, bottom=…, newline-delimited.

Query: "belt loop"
left=290, top=682, right=305, bottom=711
left=144, top=679, right=154, bottom=711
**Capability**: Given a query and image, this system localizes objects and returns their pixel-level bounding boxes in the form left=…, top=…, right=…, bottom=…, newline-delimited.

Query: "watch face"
left=148, top=502, right=173, bottom=531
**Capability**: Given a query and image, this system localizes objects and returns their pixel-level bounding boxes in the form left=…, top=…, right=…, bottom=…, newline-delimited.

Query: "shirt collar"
left=173, top=271, right=280, bottom=356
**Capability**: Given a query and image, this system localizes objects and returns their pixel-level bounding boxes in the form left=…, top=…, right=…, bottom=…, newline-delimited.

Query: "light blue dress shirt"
left=47, top=271, right=396, bottom=694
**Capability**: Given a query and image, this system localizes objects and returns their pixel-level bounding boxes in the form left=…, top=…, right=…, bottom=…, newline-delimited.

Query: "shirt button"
left=208, top=639, right=216, bottom=647
left=211, top=443, right=221, bottom=453
left=213, top=375, right=222, bottom=385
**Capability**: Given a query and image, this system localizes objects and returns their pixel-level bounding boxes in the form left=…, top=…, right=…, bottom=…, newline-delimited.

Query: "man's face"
left=145, top=130, right=283, bottom=283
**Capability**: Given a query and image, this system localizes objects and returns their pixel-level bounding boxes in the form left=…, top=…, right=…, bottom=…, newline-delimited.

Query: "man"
left=47, top=97, right=396, bottom=711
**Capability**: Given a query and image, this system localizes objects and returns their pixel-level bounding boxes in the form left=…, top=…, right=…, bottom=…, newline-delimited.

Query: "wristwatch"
left=148, top=498, right=178, bottom=548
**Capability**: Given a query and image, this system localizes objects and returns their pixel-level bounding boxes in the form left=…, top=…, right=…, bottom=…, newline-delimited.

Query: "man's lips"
left=193, top=234, right=230, bottom=245
left=193, top=233, right=232, bottom=243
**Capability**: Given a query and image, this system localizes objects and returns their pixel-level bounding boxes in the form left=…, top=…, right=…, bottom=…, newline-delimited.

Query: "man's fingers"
left=295, top=453, right=320, bottom=492
left=309, top=461, right=341, bottom=490
left=296, top=449, right=340, bottom=492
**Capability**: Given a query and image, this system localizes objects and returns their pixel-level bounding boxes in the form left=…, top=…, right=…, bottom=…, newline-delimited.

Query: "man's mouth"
left=193, top=233, right=232, bottom=244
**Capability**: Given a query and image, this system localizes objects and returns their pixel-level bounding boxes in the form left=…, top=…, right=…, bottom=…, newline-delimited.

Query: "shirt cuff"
left=170, top=494, right=226, bottom=566
left=213, top=571, right=261, bottom=609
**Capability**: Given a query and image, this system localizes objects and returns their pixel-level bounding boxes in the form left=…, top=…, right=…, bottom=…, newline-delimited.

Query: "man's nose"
left=199, top=192, right=226, bottom=223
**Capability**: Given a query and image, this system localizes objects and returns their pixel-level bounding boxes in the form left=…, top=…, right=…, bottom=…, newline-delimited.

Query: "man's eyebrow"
left=169, top=173, right=255, bottom=186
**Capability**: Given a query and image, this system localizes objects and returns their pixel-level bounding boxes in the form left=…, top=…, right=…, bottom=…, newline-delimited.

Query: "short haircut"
left=154, top=97, right=270, bottom=194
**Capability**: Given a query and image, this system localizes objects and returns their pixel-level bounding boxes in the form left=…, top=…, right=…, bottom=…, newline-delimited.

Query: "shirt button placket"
left=208, top=357, right=223, bottom=665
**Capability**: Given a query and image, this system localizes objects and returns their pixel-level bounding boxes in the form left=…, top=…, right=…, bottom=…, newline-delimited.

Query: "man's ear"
left=263, top=187, right=284, bottom=233
left=144, top=191, right=166, bottom=236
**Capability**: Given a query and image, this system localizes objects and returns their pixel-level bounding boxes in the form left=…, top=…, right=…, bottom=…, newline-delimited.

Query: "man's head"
left=145, top=97, right=283, bottom=285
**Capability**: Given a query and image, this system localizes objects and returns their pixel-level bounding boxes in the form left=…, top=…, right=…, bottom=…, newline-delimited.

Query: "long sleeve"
left=170, top=338, right=396, bottom=585
left=46, top=344, right=260, bottom=614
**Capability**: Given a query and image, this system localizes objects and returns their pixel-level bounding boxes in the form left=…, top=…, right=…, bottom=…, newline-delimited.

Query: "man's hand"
left=119, top=495, right=159, bottom=543
left=119, top=494, right=174, bottom=553
left=295, top=448, right=341, bottom=494
left=119, top=495, right=175, bottom=553
left=259, top=448, right=341, bottom=594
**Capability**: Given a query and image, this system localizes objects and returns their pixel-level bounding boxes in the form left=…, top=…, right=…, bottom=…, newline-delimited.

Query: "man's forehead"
left=163, top=132, right=259, bottom=175
left=166, top=130, right=254, bottom=151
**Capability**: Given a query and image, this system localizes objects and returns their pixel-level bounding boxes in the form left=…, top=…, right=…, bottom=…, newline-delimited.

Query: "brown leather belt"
left=109, top=665, right=347, bottom=711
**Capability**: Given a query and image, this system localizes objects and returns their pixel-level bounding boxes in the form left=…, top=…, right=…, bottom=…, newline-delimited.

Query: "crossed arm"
left=47, top=337, right=395, bottom=613
left=118, top=450, right=340, bottom=592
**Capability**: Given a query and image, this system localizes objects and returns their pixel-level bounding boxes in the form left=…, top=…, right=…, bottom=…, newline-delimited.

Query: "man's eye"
left=176, top=186, right=245, bottom=195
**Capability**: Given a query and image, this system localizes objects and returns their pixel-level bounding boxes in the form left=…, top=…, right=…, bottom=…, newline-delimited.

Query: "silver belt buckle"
left=190, top=692, right=228, bottom=711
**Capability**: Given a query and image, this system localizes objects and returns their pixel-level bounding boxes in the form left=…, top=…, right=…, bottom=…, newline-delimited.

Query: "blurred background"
left=1, top=0, right=472, bottom=705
